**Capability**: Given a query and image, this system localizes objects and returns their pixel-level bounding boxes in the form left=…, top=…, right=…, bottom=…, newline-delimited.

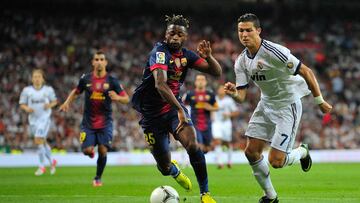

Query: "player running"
left=59, top=51, right=129, bottom=187
left=132, top=14, right=221, bottom=203
left=20, top=69, right=58, bottom=176
left=224, top=13, right=332, bottom=202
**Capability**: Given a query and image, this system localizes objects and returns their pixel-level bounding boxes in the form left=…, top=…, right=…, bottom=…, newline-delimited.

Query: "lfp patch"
left=156, top=52, right=165, bottom=64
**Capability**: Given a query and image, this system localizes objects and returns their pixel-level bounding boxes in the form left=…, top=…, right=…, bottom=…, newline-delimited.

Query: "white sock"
left=214, top=145, right=223, bottom=165
left=38, top=145, right=45, bottom=168
left=283, top=146, right=307, bottom=167
left=227, top=145, right=233, bottom=165
left=44, top=143, right=52, bottom=165
left=250, top=156, right=277, bottom=199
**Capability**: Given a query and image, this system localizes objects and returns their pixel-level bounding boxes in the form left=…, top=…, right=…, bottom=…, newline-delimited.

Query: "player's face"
left=217, top=85, right=225, bottom=96
left=31, top=71, right=44, bottom=87
left=92, top=54, right=108, bottom=72
left=195, top=75, right=207, bottom=89
left=238, top=22, right=261, bottom=48
left=165, top=25, right=188, bottom=50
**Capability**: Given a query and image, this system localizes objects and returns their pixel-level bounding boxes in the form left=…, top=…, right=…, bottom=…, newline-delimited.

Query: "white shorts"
left=245, top=99, right=302, bottom=153
left=30, top=118, right=50, bottom=138
left=212, top=121, right=232, bottom=142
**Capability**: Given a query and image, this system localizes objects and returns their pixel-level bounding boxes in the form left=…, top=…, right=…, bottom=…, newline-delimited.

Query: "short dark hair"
left=237, top=13, right=261, bottom=28
left=165, top=14, right=190, bottom=28
left=93, top=50, right=107, bottom=60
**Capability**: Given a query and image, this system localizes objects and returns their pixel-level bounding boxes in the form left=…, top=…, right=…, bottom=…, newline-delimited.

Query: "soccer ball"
left=150, top=185, right=180, bottom=203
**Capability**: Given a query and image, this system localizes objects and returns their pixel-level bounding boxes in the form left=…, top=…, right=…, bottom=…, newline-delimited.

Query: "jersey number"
left=280, top=134, right=289, bottom=146
left=144, top=133, right=155, bottom=145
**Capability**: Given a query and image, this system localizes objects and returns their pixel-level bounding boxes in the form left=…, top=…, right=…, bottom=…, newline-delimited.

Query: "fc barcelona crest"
left=181, top=58, right=187, bottom=66
left=103, top=83, right=109, bottom=90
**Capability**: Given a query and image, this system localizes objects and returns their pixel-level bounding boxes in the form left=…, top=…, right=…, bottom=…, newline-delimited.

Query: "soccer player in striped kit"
left=59, top=51, right=129, bottom=187
left=224, top=13, right=332, bottom=202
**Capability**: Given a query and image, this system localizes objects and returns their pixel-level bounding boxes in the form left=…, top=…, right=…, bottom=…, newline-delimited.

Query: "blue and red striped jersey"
left=75, top=72, right=126, bottom=129
left=132, top=42, right=204, bottom=118
left=184, top=90, right=217, bottom=131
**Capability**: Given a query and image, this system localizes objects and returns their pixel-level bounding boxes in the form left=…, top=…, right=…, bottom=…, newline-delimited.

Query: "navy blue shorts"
left=80, top=125, right=113, bottom=149
left=196, top=127, right=213, bottom=146
left=140, top=106, right=193, bottom=156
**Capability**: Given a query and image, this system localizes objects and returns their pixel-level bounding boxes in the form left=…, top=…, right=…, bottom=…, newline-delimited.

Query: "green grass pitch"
left=1, top=163, right=360, bottom=202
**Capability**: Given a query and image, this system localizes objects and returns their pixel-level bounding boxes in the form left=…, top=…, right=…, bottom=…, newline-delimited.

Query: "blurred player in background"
left=19, top=69, right=58, bottom=176
left=183, top=74, right=218, bottom=153
left=59, top=51, right=129, bottom=187
left=224, top=13, right=332, bottom=202
left=212, top=85, right=239, bottom=169
left=132, top=14, right=221, bottom=203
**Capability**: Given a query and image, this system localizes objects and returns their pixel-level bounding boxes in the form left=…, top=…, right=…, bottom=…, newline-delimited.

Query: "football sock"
left=283, top=146, right=307, bottom=167
left=214, top=145, right=223, bottom=166
left=250, top=156, right=277, bottom=199
left=37, top=144, right=45, bottom=168
left=44, top=143, right=52, bottom=164
left=227, top=145, right=233, bottom=165
left=188, top=149, right=208, bottom=193
left=96, top=155, right=107, bottom=179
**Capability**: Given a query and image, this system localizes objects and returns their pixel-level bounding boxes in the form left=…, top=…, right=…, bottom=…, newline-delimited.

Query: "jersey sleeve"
left=209, top=92, right=217, bottom=106
left=187, top=50, right=205, bottom=68
left=149, top=46, right=170, bottom=72
left=234, top=56, right=249, bottom=89
left=48, top=86, right=57, bottom=101
left=111, top=78, right=126, bottom=96
left=75, top=74, right=86, bottom=94
left=19, top=88, right=28, bottom=105
left=263, top=41, right=301, bottom=75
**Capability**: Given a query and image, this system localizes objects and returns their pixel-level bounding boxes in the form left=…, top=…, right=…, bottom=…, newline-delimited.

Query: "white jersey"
left=213, top=95, right=237, bottom=124
left=19, top=85, right=57, bottom=125
left=234, top=39, right=311, bottom=108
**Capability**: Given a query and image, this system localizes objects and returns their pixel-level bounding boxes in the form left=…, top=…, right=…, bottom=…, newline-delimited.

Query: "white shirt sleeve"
left=19, top=87, right=29, bottom=105
left=234, top=55, right=249, bottom=88
left=47, top=86, right=57, bottom=101
left=264, top=41, right=301, bottom=75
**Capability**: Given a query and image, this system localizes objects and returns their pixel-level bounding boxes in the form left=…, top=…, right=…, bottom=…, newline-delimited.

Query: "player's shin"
left=95, top=154, right=107, bottom=179
left=250, top=156, right=277, bottom=199
left=188, top=149, right=209, bottom=193
left=44, top=143, right=52, bottom=164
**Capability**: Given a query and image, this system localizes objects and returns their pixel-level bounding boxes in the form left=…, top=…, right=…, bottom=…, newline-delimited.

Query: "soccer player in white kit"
left=212, top=85, right=239, bottom=169
left=19, top=69, right=58, bottom=176
left=224, top=14, right=332, bottom=203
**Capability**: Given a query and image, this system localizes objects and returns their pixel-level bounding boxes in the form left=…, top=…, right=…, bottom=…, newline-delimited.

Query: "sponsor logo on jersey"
left=156, top=52, right=165, bottom=64
left=90, top=91, right=105, bottom=100
left=251, top=72, right=266, bottom=81
left=169, top=71, right=183, bottom=81
left=257, top=60, right=264, bottom=70
left=181, top=58, right=187, bottom=66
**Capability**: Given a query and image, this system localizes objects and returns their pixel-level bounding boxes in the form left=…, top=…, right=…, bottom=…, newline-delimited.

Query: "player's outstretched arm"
left=224, top=82, right=247, bottom=103
left=59, top=89, right=78, bottom=112
left=193, top=40, right=222, bottom=77
left=108, top=90, right=129, bottom=104
left=298, top=64, right=332, bottom=113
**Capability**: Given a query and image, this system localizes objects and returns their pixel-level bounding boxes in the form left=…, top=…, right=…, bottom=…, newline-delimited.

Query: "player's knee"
left=269, top=159, right=285, bottom=169
left=245, top=147, right=261, bottom=162
left=82, top=147, right=93, bottom=155
left=185, top=142, right=199, bottom=154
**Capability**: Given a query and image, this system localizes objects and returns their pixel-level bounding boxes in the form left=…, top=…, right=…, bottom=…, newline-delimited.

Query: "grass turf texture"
left=1, top=163, right=359, bottom=202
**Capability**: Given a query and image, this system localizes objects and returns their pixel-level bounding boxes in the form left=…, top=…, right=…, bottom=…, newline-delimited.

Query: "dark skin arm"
left=193, top=40, right=222, bottom=77
left=153, top=68, right=187, bottom=134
